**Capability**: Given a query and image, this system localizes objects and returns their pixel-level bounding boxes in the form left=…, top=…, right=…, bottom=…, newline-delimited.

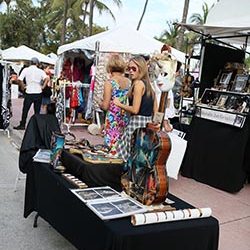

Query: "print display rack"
left=195, top=88, right=250, bottom=128
left=56, top=80, right=90, bottom=132
left=0, top=61, right=11, bottom=138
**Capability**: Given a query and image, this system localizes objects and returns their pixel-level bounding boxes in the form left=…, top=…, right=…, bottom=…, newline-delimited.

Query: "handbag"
left=42, top=86, right=52, bottom=97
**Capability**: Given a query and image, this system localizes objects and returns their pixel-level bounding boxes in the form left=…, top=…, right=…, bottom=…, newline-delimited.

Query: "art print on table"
left=87, top=197, right=146, bottom=220
left=71, top=186, right=147, bottom=220
left=33, top=149, right=52, bottom=163
left=71, top=186, right=121, bottom=203
left=112, top=199, right=143, bottom=213
left=90, top=202, right=122, bottom=216
left=224, top=95, right=238, bottom=111
left=216, top=95, right=228, bottom=109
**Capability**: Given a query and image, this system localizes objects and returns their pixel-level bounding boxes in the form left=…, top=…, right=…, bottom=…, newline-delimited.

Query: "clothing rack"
left=56, top=81, right=90, bottom=132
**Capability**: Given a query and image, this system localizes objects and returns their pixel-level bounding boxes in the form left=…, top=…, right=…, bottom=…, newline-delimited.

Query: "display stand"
left=196, top=88, right=250, bottom=128
left=0, top=61, right=11, bottom=136
left=176, top=24, right=250, bottom=191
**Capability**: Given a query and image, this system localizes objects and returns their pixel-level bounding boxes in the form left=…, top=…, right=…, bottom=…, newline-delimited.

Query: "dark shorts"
left=42, top=97, right=51, bottom=105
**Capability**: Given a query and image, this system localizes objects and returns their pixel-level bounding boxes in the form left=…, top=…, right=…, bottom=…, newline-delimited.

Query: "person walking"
left=14, top=57, right=49, bottom=130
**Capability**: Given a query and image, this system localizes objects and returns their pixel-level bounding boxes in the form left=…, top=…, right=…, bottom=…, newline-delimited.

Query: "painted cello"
left=122, top=50, right=177, bottom=205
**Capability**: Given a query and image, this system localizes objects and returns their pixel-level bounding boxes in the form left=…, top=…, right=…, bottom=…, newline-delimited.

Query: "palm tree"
left=187, top=2, right=214, bottom=53
left=0, top=0, right=13, bottom=14
left=61, top=0, right=69, bottom=45
left=88, top=0, right=94, bottom=36
left=50, top=0, right=81, bottom=44
left=177, top=0, right=190, bottom=51
left=189, top=2, right=211, bottom=25
left=87, top=0, right=122, bottom=36
left=157, top=20, right=180, bottom=48
left=50, top=0, right=122, bottom=44
left=137, top=0, right=148, bottom=31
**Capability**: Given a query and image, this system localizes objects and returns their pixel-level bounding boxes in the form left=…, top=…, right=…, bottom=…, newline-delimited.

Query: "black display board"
left=199, top=43, right=245, bottom=96
left=0, top=64, right=4, bottom=129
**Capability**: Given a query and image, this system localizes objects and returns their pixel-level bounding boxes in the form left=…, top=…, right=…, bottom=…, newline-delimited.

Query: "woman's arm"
left=41, top=76, right=50, bottom=89
left=99, top=81, right=112, bottom=111
left=114, top=80, right=144, bottom=114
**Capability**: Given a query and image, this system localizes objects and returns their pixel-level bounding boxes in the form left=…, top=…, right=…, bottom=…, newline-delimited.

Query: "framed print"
left=230, top=74, right=249, bottom=92
left=233, top=115, right=246, bottom=128
left=218, top=72, right=233, bottom=89
left=216, top=94, right=228, bottom=108
left=224, top=95, right=238, bottom=111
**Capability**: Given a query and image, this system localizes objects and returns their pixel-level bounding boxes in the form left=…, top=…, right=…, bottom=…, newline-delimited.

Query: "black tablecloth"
left=24, top=161, right=219, bottom=250
left=19, top=114, right=60, bottom=174
left=181, top=116, right=250, bottom=193
left=61, top=150, right=124, bottom=192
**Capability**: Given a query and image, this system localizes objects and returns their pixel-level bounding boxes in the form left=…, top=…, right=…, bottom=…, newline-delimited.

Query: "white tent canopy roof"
left=2, top=45, right=55, bottom=65
left=57, top=26, right=186, bottom=63
left=178, top=0, right=250, bottom=45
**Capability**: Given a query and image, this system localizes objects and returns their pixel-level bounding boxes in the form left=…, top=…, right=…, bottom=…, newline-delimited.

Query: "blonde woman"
left=114, top=56, right=158, bottom=162
left=99, top=54, right=130, bottom=156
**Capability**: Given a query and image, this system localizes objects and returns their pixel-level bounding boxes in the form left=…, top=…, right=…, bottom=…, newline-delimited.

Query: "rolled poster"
left=131, top=207, right=212, bottom=226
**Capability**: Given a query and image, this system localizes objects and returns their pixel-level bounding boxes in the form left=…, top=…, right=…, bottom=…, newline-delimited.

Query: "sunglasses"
left=127, top=66, right=137, bottom=72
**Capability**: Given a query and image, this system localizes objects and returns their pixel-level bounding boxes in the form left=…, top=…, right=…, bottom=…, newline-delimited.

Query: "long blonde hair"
left=129, top=56, right=155, bottom=98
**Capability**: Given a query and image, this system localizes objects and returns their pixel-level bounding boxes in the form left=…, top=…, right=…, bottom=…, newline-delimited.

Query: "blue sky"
left=0, top=0, right=217, bottom=38
left=95, top=0, right=218, bottom=38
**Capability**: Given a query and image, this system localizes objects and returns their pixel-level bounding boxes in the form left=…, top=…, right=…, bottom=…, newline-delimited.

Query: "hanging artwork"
left=0, top=63, right=11, bottom=130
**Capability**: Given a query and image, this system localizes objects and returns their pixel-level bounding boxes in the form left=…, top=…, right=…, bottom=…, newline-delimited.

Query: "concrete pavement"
left=0, top=131, right=76, bottom=250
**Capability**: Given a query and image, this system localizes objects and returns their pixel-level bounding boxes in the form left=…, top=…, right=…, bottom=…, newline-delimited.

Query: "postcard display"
left=195, top=63, right=250, bottom=128
left=0, top=62, right=11, bottom=131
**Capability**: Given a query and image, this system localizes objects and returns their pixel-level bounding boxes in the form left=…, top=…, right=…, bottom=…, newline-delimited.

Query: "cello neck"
left=158, top=92, right=168, bottom=113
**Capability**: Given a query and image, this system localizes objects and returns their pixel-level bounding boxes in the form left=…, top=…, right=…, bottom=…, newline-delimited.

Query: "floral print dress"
left=104, top=79, right=129, bottom=156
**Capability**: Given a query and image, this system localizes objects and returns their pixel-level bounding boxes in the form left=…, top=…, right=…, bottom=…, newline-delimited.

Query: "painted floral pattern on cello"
left=104, top=80, right=129, bottom=156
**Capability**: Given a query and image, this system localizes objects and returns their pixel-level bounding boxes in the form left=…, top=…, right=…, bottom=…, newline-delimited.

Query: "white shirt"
left=152, top=81, right=175, bottom=120
left=18, top=65, right=47, bottom=94
left=164, top=89, right=175, bottom=119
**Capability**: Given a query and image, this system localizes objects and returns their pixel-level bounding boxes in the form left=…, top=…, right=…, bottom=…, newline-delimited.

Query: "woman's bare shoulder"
left=116, top=76, right=130, bottom=89
left=133, top=79, right=145, bottom=88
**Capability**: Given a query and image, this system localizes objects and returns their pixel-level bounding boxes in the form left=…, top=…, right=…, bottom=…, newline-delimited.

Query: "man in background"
left=14, top=57, right=49, bottom=130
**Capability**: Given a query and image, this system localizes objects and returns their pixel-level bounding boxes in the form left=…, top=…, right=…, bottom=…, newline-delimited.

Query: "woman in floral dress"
left=99, top=54, right=130, bottom=156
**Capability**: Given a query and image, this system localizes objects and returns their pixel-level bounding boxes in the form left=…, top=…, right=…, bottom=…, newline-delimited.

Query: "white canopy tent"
left=57, top=26, right=186, bottom=63
left=2, top=45, right=56, bottom=65
left=177, top=0, right=250, bottom=47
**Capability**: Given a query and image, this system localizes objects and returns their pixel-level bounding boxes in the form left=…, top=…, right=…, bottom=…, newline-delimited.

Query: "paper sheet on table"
left=166, top=131, right=187, bottom=180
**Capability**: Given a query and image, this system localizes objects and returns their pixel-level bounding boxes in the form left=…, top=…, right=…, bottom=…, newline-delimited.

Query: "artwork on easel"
left=218, top=72, right=233, bottom=90
left=230, top=74, right=249, bottom=93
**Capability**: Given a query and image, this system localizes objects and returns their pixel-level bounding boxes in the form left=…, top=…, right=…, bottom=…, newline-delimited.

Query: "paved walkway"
left=0, top=97, right=249, bottom=250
